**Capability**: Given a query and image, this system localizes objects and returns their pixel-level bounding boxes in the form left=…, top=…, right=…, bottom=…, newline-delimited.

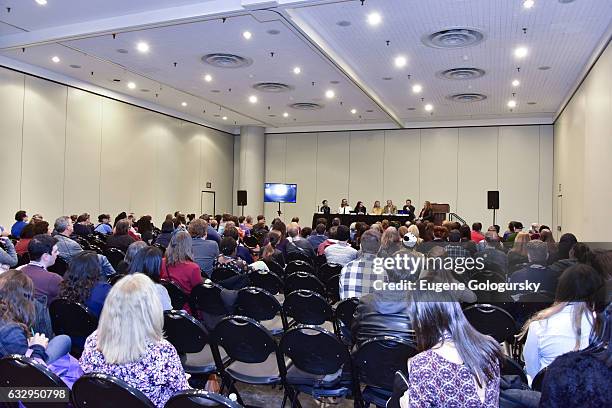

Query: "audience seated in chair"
left=94, top=213, right=112, bottom=235
left=116, top=240, right=147, bottom=274
left=0, top=236, right=18, bottom=269
left=188, top=219, right=219, bottom=276
left=153, top=220, right=174, bottom=248
left=378, top=227, right=402, bottom=258
left=324, top=225, right=358, bottom=266
left=475, top=232, right=508, bottom=275
left=261, top=230, right=285, bottom=268
left=286, top=224, right=315, bottom=259
left=79, top=274, right=190, bottom=407
left=340, top=229, right=381, bottom=300
left=128, top=246, right=172, bottom=311
left=20, top=234, right=62, bottom=304
left=160, top=230, right=203, bottom=302
left=106, top=219, right=136, bottom=253
left=510, top=240, right=559, bottom=295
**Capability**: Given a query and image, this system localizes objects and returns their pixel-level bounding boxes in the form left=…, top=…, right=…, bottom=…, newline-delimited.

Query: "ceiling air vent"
left=448, top=93, right=487, bottom=102
left=438, top=67, right=486, bottom=80
left=252, top=82, right=294, bottom=92
left=201, top=53, right=253, bottom=69
left=289, top=102, right=324, bottom=110
left=423, top=28, right=484, bottom=49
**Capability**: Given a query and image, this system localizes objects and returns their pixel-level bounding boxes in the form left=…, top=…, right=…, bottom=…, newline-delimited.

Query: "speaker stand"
left=240, top=205, right=245, bottom=217
left=277, top=202, right=282, bottom=217
left=492, top=208, right=497, bottom=227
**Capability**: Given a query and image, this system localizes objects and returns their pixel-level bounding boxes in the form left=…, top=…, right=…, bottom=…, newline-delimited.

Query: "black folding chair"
left=326, top=274, right=341, bottom=304
left=160, top=279, right=188, bottom=310
left=74, top=236, right=91, bottom=250
left=280, top=325, right=351, bottom=404
left=153, top=243, right=166, bottom=254
left=211, top=267, right=240, bottom=285
left=531, top=366, right=548, bottom=391
left=48, top=298, right=98, bottom=356
left=0, top=355, right=69, bottom=408
left=163, top=310, right=227, bottom=376
left=104, top=247, right=126, bottom=270
left=210, top=315, right=294, bottom=406
left=283, top=289, right=334, bottom=331
left=285, top=260, right=315, bottom=275
left=107, top=273, right=126, bottom=286
left=248, top=269, right=283, bottom=295
left=48, top=256, right=69, bottom=276
left=72, top=373, right=155, bottom=408
left=191, top=281, right=231, bottom=316
left=500, top=356, right=528, bottom=385
left=335, top=297, right=359, bottom=343
left=318, top=263, right=343, bottom=283
left=284, top=272, right=325, bottom=296
left=16, top=251, right=30, bottom=267
left=285, top=251, right=313, bottom=266
left=263, top=259, right=285, bottom=278
left=314, top=254, right=327, bottom=270
left=352, top=336, right=418, bottom=407
left=234, top=287, right=289, bottom=335
left=165, top=390, right=243, bottom=408
left=463, top=304, right=518, bottom=343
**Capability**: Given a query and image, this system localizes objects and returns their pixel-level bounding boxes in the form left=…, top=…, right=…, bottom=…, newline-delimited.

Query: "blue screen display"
left=264, top=183, right=297, bottom=203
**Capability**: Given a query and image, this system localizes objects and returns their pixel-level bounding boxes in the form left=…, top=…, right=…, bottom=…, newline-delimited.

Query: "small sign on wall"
left=206, top=182, right=212, bottom=189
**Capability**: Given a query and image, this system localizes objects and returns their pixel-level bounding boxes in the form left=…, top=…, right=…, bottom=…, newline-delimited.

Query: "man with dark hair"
left=324, top=225, right=358, bottom=266
left=20, top=234, right=63, bottom=303
left=11, top=210, right=29, bottom=238
left=510, top=240, right=557, bottom=293
left=252, top=215, right=269, bottom=237
left=223, top=226, right=252, bottom=263
left=286, top=225, right=315, bottom=258
left=94, top=214, right=112, bottom=235
left=471, top=222, right=485, bottom=243
left=189, top=219, right=219, bottom=276
left=331, top=217, right=341, bottom=227
left=340, top=229, right=381, bottom=299
left=445, top=230, right=471, bottom=259
left=318, top=226, right=338, bottom=256
left=308, top=224, right=328, bottom=249
left=475, top=231, right=508, bottom=274
left=300, top=227, right=312, bottom=239
left=402, top=199, right=416, bottom=221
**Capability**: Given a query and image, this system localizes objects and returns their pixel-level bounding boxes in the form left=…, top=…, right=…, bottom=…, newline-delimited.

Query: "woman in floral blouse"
left=79, top=273, right=189, bottom=407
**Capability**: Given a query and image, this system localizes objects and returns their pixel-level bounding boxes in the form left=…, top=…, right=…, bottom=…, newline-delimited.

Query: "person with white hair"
left=80, top=274, right=190, bottom=407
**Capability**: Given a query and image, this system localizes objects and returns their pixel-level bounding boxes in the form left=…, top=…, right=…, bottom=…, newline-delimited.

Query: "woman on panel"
left=418, top=201, right=434, bottom=222
left=370, top=200, right=383, bottom=215
left=353, top=201, right=367, bottom=214
left=79, top=274, right=190, bottom=408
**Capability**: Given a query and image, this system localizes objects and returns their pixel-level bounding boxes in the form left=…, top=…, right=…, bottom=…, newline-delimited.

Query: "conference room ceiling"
left=0, top=0, right=610, bottom=132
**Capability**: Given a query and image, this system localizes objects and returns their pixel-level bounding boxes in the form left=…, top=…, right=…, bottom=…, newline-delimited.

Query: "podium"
left=431, top=203, right=450, bottom=226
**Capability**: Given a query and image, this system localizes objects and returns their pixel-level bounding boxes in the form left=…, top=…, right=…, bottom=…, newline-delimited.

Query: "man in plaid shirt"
left=340, top=229, right=382, bottom=299
left=445, top=230, right=471, bottom=259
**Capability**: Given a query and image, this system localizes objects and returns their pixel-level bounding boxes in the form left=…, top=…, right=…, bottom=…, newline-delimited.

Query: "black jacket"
left=351, top=292, right=414, bottom=347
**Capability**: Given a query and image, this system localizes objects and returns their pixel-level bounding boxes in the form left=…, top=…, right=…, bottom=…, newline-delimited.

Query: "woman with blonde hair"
left=407, top=224, right=422, bottom=245
left=160, top=230, right=202, bottom=298
left=508, top=231, right=530, bottom=273
left=80, top=274, right=190, bottom=407
left=521, top=264, right=603, bottom=385
left=378, top=226, right=401, bottom=258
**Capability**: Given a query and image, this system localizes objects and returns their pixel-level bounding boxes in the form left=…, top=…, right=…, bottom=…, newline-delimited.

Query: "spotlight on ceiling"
left=507, top=100, right=517, bottom=108
left=514, top=46, right=528, bottom=58
left=394, top=55, right=407, bottom=68
left=136, top=42, right=149, bottom=53
left=325, top=89, right=335, bottom=99
left=51, top=56, right=60, bottom=63
left=248, top=95, right=258, bottom=103
left=367, top=12, right=382, bottom=26
left=181, top=102, right=188, bottom=107
left=424, top=104, right=433, bottom=112
left=293, top=66, right=301, bottom=75
left=512, top=79, right=520, bottom=87
left=242, top=31, right=252, bottom=40
left=35, top=0, right=47, bottom=5
left=127, top=82, right=136, bottom=89
left=204, top=74, right=212, bottom=82
left=350, top=108, right=357, bottom=114
left=412, top=84, right=423, bottom=93
left=283, top=112, right=289, bottom=118
left=222, top=116, right=228, bottom=120
left=523, top=0, right=535, bottom=9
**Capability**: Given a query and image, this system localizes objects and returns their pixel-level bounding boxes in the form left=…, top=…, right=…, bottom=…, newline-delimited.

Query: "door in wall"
left=201, top=190, right=216, bottom=217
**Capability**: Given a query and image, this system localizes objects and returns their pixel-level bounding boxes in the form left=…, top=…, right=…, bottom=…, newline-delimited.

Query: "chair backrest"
left=153, top=243, right=166, bottom=254
left=335, top=297, right=359, bottom=328
left=104, top=247, right=126, bottom=269
left=47, top=256, right=69, bottom=276
left=285, top=260, right=315, bottom=275
left=72, top=373, right=155, bottom=408
left=531, top=366, right=548, bottom=391
left=211, top=267, right=239, bottom=284
left=280, top=325, right=349, bottom=376
left=163, top=310, right=208, bottom=354
left=285, top=251, right=313, bottom=266
left=211, top=315, right=280, bottom=364
left=470, top=269, right=506, bottom=284
left=74, top=236, right=91, bottom=250
left=16, top=251, right=30, bottom=267
left=263, top=259, right=285, bottom=277
left=160, top=279, right=188, bottom=310
left=284, top=271, right=325, bottom=296
left=190, top=281, right=229, bottom=316
left=248, top=269, right=283, bottom=295
left=462, top=304, right=518, bottom=343
left=314, top=254, right=327, bottom=269
left=107, top=273, right=126, bottom=286
left=89, top=244, right=104, bottom=255
left=318, top=263, right=343, bottom=283
left=353, top=336, right=418, bottom=390
left=49, top=298, right=98, bottom=337
left=325, top=274, right=341, bottom=303
left=283, top=290, right=333, bottom=325
left=500, top=357, right=528, bottom=385
left=165, top=390, right=243, bottom=408
left=235, top=287, right=284, bottom=324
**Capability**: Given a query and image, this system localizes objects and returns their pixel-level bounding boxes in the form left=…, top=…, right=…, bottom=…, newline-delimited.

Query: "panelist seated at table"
left=402, top=199, right=416, bottom=221
left=338, top=198, right=353, bottom=214
left=382, top=200, right=398, bottom=215
left=370, top=200, right=383, bottom=215
left=353, top=201, right=367, bottom=214
left=320, top=200, right=331, bottom=215
left=417, top=200, right=434, bottom=222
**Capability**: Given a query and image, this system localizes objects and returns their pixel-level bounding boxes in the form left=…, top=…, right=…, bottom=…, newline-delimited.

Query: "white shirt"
left=337, top=206, right=353, bottom=214
left=523, top=303, right=593, bottom=384
left=324, top=241, right=358, bottom=266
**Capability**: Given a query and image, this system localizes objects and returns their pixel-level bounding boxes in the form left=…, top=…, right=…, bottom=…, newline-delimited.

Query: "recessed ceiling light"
left=325, top=89, right=335, bottom=99
left=140, top=89, right=150, bottom=92
left=35, top=0, right=47, bottom=5
left=204, top=74, right=212, bottom=82
left=538, top=66, right=551, bottom=70
left=407, top=107, right=416, bottom=111
left=514, top=46, right=528, bottom=58
left=293, top=66, right=301, bottom=75
left=350, top=108, right=357, bottom=114
left=136, top=42, right=149, bottom=53
left=51, top=56, right=60, bottom=63
left=523, top=0, right=535, bottom=9
left=127, top=82, right=136, bottom=89
left=116, top=48, right=128, bottom=54
left=412, top=84, right=422, bottom=93
left=283, top=112, right=289, bottom=118
left=181, top=102, right=187, bottom=107
left=266, top=29, right=280, bottom=35
left=336, top=20, right=351, bottom=27
left=211, top=89, right=221, bottom=93
left=394, top=55, right=407, bottom=68
left=366, top=109, right=374, bottom=113
left=69, top=64, right=81, bottom=69
left=527, top=101, right=537, bottom=105
left=512, top=79, right=520, bottom=87
left=367, top=12, right=382, bottom=26
left=424, top=104, right=433, bottom=112
left=242, top=31, right=252, bottom=40
left=507, top=100, right=517, bottom=108
left=112, top=79, right=121, bottom=82
left=222, top=116, right=228, bottom=120
left=248, top=95, right=258, bottom=103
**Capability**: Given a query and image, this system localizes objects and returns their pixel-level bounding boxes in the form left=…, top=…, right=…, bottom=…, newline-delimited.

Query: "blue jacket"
left=11, top=221, right=27, bottom=238
left=0, top=321, right=47, bottom=362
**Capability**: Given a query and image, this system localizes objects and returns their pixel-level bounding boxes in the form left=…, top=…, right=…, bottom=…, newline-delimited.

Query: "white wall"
left=263, top=126, right=553, bottom=229
left=0, top=66, right=235, bottom=228
left=554, top=41, right=612, bottom=241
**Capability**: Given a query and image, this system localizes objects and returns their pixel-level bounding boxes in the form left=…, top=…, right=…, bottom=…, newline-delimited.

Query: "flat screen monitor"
left=264, top=183, right=297, bottom=203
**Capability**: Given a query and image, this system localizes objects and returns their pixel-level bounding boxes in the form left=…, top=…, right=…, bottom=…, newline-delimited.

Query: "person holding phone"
left=0, top=237, right=18, bottom=268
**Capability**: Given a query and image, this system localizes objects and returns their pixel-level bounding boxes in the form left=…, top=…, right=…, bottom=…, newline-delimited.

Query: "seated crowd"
left=0, top=209, right=609, bottom=407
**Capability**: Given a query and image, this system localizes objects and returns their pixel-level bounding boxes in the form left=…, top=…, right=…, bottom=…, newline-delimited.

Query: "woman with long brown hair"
left=418, top=201, right=434, bottom=222
left=508, top=231, right=530, bottom=273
